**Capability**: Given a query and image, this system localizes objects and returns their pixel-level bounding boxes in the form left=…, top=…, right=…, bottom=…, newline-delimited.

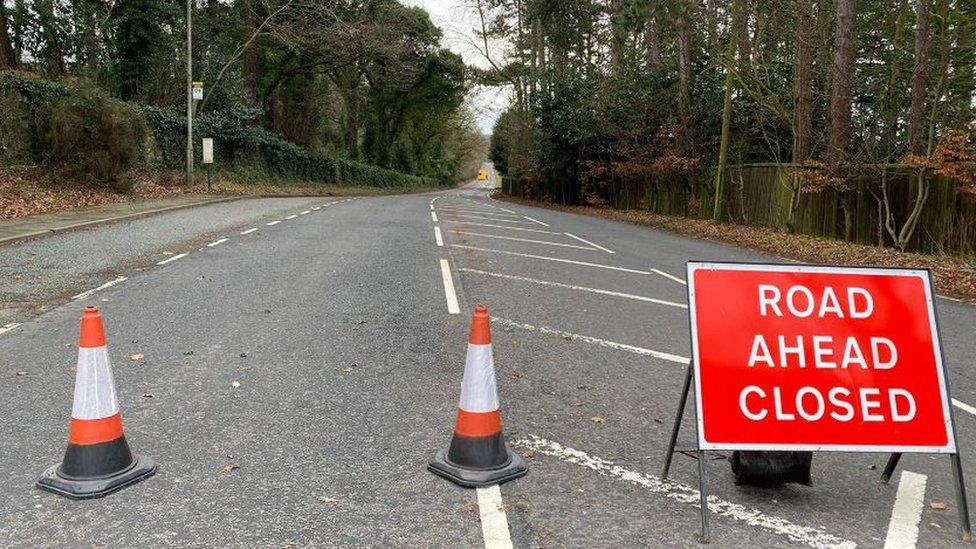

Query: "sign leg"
left=880, top=453, right=902, bottom=484
left=663, top=364, right=693, bottom=479
left=950, top=453, right=974, bottom=542
left=698, top=449, right=711, bottom=544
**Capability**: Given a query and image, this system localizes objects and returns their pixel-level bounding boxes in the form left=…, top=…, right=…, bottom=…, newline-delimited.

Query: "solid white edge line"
left=443, top=221, right=560, bottom=235
left=523, top=215, right=550, bottom=227
left=71, top=276, right=128, bottom=301
left=0, top=323, right=22, bottom=336
left=451, top=245, right=653, bottom=275
left=514, top=435, right=856, bottom=549
left=156, top=253, right=188, bottom=265
left=285, top=214, right=297, bottom=219
left=477, top=485, right=514, bottom=549
left=240, top=228, right=258, bottom=235
left=434, top=226, right=444, bottom=247
left=459, top=269, right=686, bottom=309
left=452, top=230, right=596, bottom=250
left=431, top=211, right=439, bottom=222
left=883, top=471, right=927, bottom=549
left=491, top=317, right=689, bottom=365
left=651, top=268, right=687, bottom=285
left=953, top=398, right=976, bottom=416
left=206, top=238, right=229, bottom=247
left=564, top=232, right=615, bottom=254
left=439, top=259, right=460, bottom=314
left=266, top=220, right=281, bottom=226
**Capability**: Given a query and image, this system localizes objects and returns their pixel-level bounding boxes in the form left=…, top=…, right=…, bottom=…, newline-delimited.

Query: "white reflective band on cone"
left=459, top=343, right=499, bottom=413
left=72, top=346, right=120, bottom=420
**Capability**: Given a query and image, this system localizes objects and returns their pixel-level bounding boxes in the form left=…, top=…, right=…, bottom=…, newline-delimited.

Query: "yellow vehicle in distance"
left=477, top=169, right=488, bottom=181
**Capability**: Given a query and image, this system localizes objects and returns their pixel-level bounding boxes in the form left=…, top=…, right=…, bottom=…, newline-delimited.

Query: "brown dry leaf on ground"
left=500, top=197, right=976, bottom=303
left=930, top=501, right=950, bottom=510
left=129, top=353, right=144, bottom=361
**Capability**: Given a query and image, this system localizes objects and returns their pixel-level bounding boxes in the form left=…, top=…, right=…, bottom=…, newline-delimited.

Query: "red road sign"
left=687, top=262, right=956, bottom=453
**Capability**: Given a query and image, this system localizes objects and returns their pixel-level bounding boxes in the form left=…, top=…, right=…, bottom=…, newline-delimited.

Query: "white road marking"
left=446, top=213, right=534, bottom=225
left=452, top=231, right=596, bottom=250
left=240, top=228, right=258, bottom=235
left=0, top=323, right=23, bottom=336
left=460, top=269, right=687, bottom=309
left=477, top=485, right=514, bottom=549
left=523, top=215, right=550, bottom=227
left=300, top=210, right=310, bottom=215
left=952, top=398, right=976, bottom=417
left=564, top=232, right=615, bottom=254
left=651, top=268, right=687, bottom=285
left=312, top=207, right=320, bottom=211
left=285, top=214, right=297, bottom=220
left=434, top=226, right=444, bottom=247
left=498, top=207, right=517, bottom=214
left=439, top=259, right=460, bottom=314
left=157, top=253, right=188, bottom=265
left=266, top=220, right=281, bottom=226
left=443, top=221, right=560, bottom=235
left=206, top=238, right=229, bottom=247
left=451, top=245, right=653, bottom=275
left=71, top=276, right=128, bottom=301
left=883, top=471, right=927, bottom=549
left=431, top=211, right=439, bottom=222
left=441, top=208, right=521, bottom=218
left=491, top=317, right=689, bottom=365
left=515, top=435, right=855, bottom=549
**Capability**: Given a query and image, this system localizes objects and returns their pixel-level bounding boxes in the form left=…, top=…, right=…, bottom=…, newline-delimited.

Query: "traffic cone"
left=428, top=306, right=527, bottom=487
left=37, top=307, right=157, bottom=499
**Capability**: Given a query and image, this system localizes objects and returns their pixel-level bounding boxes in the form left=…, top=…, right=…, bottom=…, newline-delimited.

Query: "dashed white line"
left=156, top=253, right=188, bottom=265
left=491, top=317, right=689, bottom=365
left=300, top=210, right=310, bottom=215
left=443, top=221, right=560, bottom=235
left=515, top=435, right=855, bottom=549
left=452, top=231, right=596, bottom=250
left=312, top=207, right=321, bottom=211
left=434, top=226, right=444, bottom=247
left=240, top=228, right=258, bottom=235
left=451, top=245, right=653, bottom=275
left=651, top=268, right=687, bottom=285
left=523, top=215, right=550, bottom=227
left=564, top=232, right=615, bottom=254
left=0, top=323, right=23, bottom=336
left=477, top=485, right=514, bottom=549
left=71, top=276, right=128, bottom=301
left=952, top=398, right=976, bottom=417
left=285, top=214, right=298, bottom=220
left=266, top=220, right=281, bottom=226
left=431, top=211, right=439, bottom=223
left=439, top=259, right=460, bottom=314
left=883, top=471, right=927, bottom=549
left=206, top=238, right=229, bottom=247
left=459, top=269, right=687, bottom=309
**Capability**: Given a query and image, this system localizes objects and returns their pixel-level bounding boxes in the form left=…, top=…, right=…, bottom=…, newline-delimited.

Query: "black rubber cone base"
left=731, top=450, right=812, bottom=486
left=428, top=448, right=527, bottom=488
left=37, top=454, right=157, bottom=500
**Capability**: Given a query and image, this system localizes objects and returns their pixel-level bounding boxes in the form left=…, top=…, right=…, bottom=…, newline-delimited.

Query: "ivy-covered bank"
left=0, top=72, right=440, bottom=191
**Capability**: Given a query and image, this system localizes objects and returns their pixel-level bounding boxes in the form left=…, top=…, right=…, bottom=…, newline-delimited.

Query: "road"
left=1, top=182, right=975, bottom=547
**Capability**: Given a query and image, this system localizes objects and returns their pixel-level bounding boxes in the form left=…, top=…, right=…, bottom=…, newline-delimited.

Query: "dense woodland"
left=483, top=0, right=976, bottom=253
left=0, top=0, right=485, bottom=185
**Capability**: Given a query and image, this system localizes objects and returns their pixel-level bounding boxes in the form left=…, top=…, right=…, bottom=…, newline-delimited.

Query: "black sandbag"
left=730, top=451, right=813, bottom=486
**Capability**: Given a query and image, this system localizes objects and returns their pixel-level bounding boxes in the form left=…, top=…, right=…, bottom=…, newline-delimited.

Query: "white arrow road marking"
left=515, top=435, right=856, bottom=549
left=883, top=471, right=927, bottom=549
left=477, top=485, right=514, bottom=549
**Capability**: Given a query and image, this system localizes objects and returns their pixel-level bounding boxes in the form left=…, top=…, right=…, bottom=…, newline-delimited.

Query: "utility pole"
left=186, top=0, right=193, bottom=187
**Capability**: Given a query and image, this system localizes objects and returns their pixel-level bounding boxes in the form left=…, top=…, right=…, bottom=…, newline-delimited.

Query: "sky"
left=402, top=0, right=511, bottom=135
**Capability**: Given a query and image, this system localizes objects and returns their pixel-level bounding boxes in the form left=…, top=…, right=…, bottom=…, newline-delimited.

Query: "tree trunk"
left=676, top=4, right=694, bottom=157
left=35, top=0, right=65, bottom=74
left=609, top=0, right=625, bottom=76
left=906, top=0, right=932, bottom=155
left=0, top=0, right=16, bottom=69
left=243, top=0, right=259, bottom=106
left=828, top=0, right=857, bottom=241
left=644, top=15, right=661, bottom=70
left=713, top=0, right=744, bottom=222
left=787, top=0, right=814, bottom=232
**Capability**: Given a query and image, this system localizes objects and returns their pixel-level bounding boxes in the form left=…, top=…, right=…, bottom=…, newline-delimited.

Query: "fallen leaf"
left=511, top=372, right=522, bottom=380
left=590, top=416, right=605, bottom=424
left=231, top=380, right=241, bottom=388
left=237, top=365, right=253, bottom=372
left=319, top=497, right=339, bottom=504
left=930, top=501, right=950, bottom=510
left=129, top=354, right=144, bottom=361
left=223, top=462, right=239, bottom=473
left=522, top=450, right=536, bottom=459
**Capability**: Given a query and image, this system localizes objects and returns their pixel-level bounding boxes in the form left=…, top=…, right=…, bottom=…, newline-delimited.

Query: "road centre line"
left=431, top=211, right=439, bottom=222
left=459, top=269, right=687, bottom=309
left=312, top=206, right=320, bottom=211
left=240, top=228, right=258, bottom=235
left=514, top=435, right=855, bottom=549
left=651, top=268, right=687, bottom=285
left=523, top=215, right=550, bottom=227
left=564, top=232, right=615, bottom=254
left=451, top=231, right=597, bottom=250
left=450, top=245, right=654, bottom=275
left=0, top=323, right=22, bottom=336
left=206, top=238, right=229, bottom=247
left=300, top=210, right=310, bottom=215
left=952, top=399, right=976, bottom=417
left=434, top=226, right=444, bottom=247
left=445, top=214, right=534, bottom=225
left=439, top=259, right=460, bottom=314
left=267, top=220, right=281, bottom=226
left=286, top=214, right=298, bottom=220
left=491, top=317, right=689, bottom=365
left=477, top=485, right=515, bottom=549
left=883, top=471, right=927, bottom=549
left=71, top=276, right=128, bottom=301
left=443, top=221, right=560, bottom=235
left=156, top=253, right=188, bottom=265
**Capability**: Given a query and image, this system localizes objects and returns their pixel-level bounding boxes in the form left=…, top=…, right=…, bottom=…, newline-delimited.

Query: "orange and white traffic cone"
left=37, top=307, right=157, bottom=499
left=428, top=306, right=527, bottom=487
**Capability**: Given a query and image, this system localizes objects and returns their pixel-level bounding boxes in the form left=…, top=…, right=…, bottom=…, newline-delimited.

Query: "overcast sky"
left=402, top=0, right=511, bottom=135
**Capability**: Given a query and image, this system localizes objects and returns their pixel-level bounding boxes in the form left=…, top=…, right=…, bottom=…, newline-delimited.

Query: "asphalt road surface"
left=1, top=183, right=976, bottom=548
